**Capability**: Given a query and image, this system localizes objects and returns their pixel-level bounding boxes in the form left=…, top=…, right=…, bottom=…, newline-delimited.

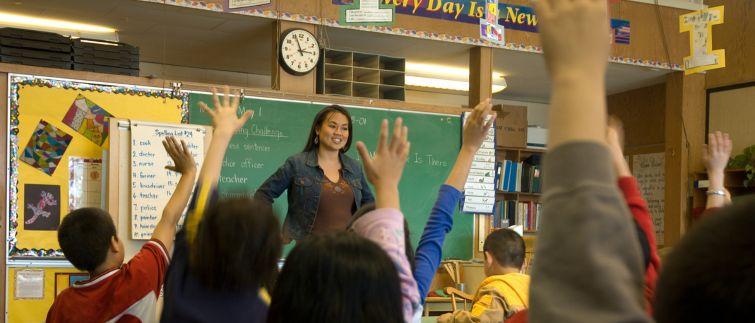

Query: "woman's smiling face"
left=317, top=112, right=350, bottom=152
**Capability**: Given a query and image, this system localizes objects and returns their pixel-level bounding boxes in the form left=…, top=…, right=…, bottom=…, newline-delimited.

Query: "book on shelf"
left=491, top=200, right=542, bottom=232
left=493, top=158, right=542, bottom=194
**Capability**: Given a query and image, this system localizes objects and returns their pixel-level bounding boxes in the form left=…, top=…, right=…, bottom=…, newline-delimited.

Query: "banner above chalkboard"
left=334, top=0, right=630, bottom=42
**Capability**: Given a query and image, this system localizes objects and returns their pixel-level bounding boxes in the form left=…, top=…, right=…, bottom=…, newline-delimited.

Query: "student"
left=653, top=196, right=755, bottom=322
left=266, top=232, right=404, bottom=322
left=347, top=100, right=496, bottom=321
left=527, top=0, right=651, bottom=322
left=437, top=228, right=530, bottom=323
left=47, top=136, right=197, bottom=322
left=413, top=98, right=495, bottom=306
left=606, top=117, right=661, bottom=314
left=255, top=105, right=374, bottom=243
left=702, top=131, right=733, bottom=210
left=268, top=117, right=410, bottom=323
left=160, top=87, right=281, bottom=322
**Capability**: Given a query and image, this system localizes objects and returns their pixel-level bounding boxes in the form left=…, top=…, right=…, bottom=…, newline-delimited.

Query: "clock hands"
left=294, top=36, right=304, bottom=56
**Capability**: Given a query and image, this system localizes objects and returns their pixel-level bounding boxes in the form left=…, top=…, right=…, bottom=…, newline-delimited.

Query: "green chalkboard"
left=188, top=92, right=472, bottom=259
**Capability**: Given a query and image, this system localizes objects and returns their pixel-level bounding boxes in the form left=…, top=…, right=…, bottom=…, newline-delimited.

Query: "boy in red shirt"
left=47, top=136, right=197, bottom=323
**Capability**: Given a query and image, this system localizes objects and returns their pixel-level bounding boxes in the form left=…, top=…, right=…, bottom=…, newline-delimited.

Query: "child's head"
left=268, top=232, right=404, bottom=323
left=483, top=228, right=526, bottom=276
left=190, top=197, right=281, bottom=292
left=349, top=203, right=415, bottom=271
left=58, top=207, right=123, bottom=272
left=654, top=197, right=755, bottom=323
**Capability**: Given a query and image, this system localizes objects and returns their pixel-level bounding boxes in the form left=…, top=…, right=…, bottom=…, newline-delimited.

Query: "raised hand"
left=462, top=98, right=496, bottom=154
left=198, top=85, right=253, bottom=137
left=356, top=118, right=410, bottom=209
left=534, top=0, right=611, bottom=80
left=703, top=131, right=732, bottom=180
left=163, top=136, right=197, bottom=175
left=606, top=116, right=631, bottom=177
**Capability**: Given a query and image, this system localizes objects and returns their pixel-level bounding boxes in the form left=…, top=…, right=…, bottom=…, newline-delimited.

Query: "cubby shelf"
left=317, top=49, right=406, bottom=101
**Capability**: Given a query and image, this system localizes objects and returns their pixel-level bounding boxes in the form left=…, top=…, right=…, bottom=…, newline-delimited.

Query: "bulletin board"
left=6, top=74, right=186, bottom=258
left=6, top=267, right=86, bottom=323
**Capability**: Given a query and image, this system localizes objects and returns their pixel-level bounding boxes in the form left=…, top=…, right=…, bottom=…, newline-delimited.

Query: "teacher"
left=254, top=105, right=374, bottom=243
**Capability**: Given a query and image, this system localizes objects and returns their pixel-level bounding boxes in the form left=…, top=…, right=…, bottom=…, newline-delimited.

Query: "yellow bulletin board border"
left=6, top=74, right=189, bottom=258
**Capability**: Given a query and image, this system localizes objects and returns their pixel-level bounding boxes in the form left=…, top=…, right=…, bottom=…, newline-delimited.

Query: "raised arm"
left=414, top=99, right=495, bottom=302
left=151, top=136, right=197, bottom=252
left=607, top=117, right=661, bottom=313
left=703, top=131, right=733, bottom=210
left=529, top=1, right=649, bottom=322
left=354, top=118, right=419, bottom=323
left=184, top=86, right=253, bottom=242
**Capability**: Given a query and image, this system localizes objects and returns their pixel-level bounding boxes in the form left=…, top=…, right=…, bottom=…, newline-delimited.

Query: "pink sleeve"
left=351, top=208, right=420, bottom=323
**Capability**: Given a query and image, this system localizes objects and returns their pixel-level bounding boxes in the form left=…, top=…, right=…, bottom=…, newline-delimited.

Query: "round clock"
left=279, top=28, right=320, bottom=76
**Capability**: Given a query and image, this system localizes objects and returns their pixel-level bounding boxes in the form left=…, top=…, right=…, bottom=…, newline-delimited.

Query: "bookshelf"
left=317, top=49, right=406, bottom=101
left=474, top=146, right=544, bottom=273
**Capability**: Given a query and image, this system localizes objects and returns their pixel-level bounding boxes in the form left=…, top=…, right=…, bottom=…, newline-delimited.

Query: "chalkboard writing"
left=130, top=122, right=206, bottom=240
left=189, top=93, right=472, bottom=259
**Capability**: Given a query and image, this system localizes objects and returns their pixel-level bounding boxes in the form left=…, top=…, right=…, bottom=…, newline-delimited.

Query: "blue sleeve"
left=413, top=184, right=462, bottom=304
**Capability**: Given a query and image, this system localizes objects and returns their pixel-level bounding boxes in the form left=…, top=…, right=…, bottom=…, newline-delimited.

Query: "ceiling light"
left=0, top=11, right=118, bottom=41
left=405, top=62, right=507, bottom=93
left=406, top=76, right=507, bottom=93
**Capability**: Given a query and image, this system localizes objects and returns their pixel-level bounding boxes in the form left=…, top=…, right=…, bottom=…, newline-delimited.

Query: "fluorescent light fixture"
left=405, top=62, right=507, bottom=93
left=406, top=76, right=507, bottom=93
left=0, top=11, right=118, bottom=41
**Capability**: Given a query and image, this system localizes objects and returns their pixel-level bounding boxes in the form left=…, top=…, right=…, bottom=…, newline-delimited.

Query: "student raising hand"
left=196, top=86, right=253, bottom=186
left=198, top=86, right=253, bottom=138
left=151, top=136, right=197, bottom=252
left=703, top=131, right=733, bottom=209
left=356, top=117, right=410, bottom=209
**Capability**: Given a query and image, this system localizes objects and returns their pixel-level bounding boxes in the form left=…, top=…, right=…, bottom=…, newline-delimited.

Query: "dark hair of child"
left=484, top=228, right=526, bottom=268
left=654, top=196, right=755, bottom=323
left=267, top=232, right=404, bottom=323
left=58, top=207, right=117, bottom=272
left=190, top=197, right=282, bottom=292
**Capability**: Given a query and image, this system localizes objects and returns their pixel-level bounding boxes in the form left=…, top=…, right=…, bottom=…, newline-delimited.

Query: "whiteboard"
left=129, top=121, right=206, bottom=240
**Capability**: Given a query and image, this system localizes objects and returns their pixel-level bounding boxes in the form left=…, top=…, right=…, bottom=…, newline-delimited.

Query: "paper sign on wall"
left=633, top=153, right=665, bottom=245
left=680, top=6, right=725, bottom=75
left=462, top=112, right=496, bottom=214
left=340, top=0, right=395, bottom=26
left=15, top=270, right=44, bottom=299
left=479, top=0, right=505, bottom=45
left=227, top=0, right=270, bottom=9
left=130, top=122, right=206, bottom=240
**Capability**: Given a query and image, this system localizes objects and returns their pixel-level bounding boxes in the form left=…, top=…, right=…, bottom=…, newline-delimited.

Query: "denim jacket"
left=254, top=149, right=374, bottom=240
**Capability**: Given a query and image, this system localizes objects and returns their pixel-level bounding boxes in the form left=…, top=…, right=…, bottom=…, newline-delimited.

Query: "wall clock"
left=279, top=28, right=320, bottom=76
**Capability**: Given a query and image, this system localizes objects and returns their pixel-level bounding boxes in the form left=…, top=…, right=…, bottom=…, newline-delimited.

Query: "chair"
left=444, top=286, right=474, bottom=312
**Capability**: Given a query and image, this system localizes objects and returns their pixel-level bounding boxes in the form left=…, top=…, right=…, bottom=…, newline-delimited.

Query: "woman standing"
left=255, top=105, right=374, bottom=243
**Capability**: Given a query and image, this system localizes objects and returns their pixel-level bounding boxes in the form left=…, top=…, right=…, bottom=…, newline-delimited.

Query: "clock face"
left=280, top=29, right=320, bottom=76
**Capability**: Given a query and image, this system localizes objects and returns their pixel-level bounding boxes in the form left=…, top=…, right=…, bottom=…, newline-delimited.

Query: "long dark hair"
left=190, top=197, right=281, bottom=292
left=348, top=203, right=416, bottom=272
left=268, top=232, right=404, bottom=323
left=302, top=105, right=353, bottom=153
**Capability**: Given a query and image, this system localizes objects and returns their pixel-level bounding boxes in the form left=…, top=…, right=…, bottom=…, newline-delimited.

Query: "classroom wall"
left=144, top=0, right=691, bottom=67
left=139, top=62, right=271, bottom=89
left=607, top=83, right=666, bottom=150
left=704, top=0, right=755, bottom=89
left=406, top=89, right=550, bottom=127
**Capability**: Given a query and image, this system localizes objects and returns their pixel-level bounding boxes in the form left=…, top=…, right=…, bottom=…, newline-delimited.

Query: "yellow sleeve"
left=444, top=293, right=507, bottom=323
